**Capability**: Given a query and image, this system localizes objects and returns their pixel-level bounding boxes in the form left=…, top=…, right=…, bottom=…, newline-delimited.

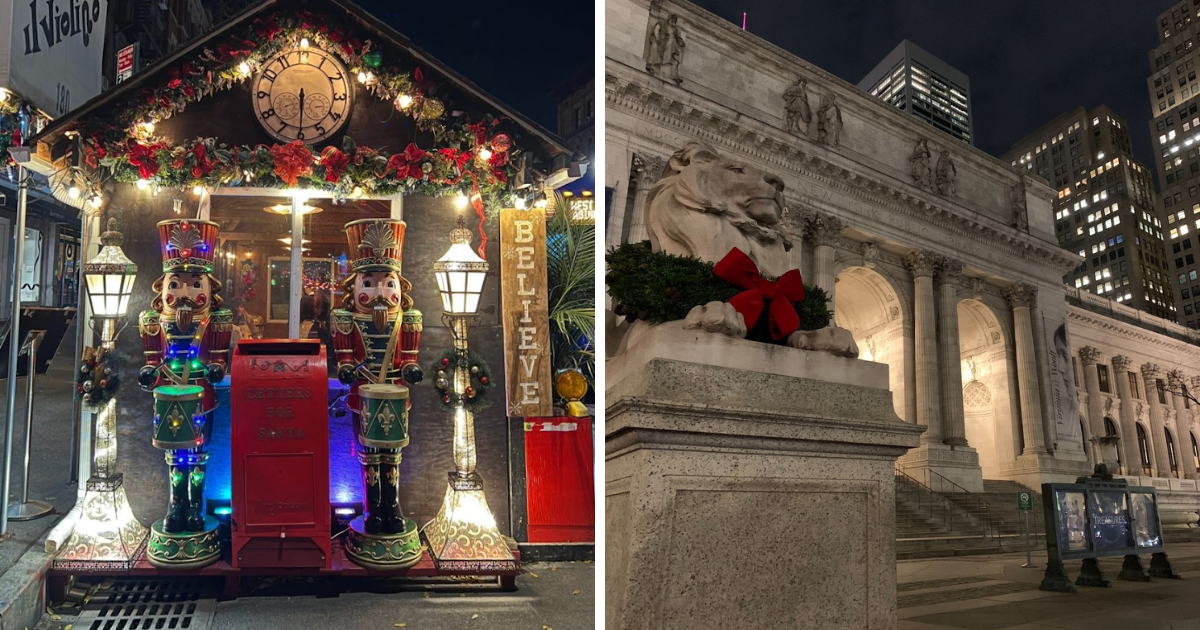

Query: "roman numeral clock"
left=252, top=45, right=352, bottom=143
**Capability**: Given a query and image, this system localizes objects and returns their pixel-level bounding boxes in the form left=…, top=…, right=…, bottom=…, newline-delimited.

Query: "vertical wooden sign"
left=499, top=208, right=553, bottom=418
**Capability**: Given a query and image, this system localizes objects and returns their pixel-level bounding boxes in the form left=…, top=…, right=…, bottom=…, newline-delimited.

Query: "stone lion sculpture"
left=628, top=140, right=858, bottom=357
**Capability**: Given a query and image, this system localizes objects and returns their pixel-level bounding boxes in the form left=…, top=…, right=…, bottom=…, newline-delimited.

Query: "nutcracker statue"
left=333, top=219, right=425, bottom=568
left=138, top=219, right=232, bottom=568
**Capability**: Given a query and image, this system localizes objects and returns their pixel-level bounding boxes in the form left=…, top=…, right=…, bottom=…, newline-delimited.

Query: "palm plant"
left=546, top=191, right=596, bottom=391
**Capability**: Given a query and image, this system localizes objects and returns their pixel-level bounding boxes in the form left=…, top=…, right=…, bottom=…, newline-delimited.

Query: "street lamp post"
left=423, top=219, right=515, bottom=570
left=54, top=219, right=148, bottom=569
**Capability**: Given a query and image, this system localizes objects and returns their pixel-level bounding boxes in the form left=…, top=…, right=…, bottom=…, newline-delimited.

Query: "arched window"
left=1137, top=424, right=1153, bottom=476
left=1167, top=429, right=1179, bottom=478
left=1105, top=418, right=1123, bottom=474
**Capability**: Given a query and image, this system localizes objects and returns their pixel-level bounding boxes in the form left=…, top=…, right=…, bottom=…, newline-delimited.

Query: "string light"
left=300, top=37, right=310, bottom=49
left=477, top=147, right=492, bottom=161
left=0, top=89, right=9, bottom=103
left=68, top=185, right=80, bottom=199
left=136, top=179, right=150, bottom=190
left=238, top=62, right=251, bottom=77
left=396, top=94, right=413, bottom=109
left=352, top=186, right=363, bottom=198
left=357, top=70, right=373, bottom=84
left=454, top=193, right=468, bottom=209
left=192, top=184, right=204, bottom=196
left=139, top=121, right=155, bottom=135
left=90, top=195, right=103, bottom=209
left=514, top=196, right=526, bottom=210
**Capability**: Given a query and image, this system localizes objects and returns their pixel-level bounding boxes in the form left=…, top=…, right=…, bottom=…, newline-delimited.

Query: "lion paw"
left=786, top=326, right=859, bottom=357
left=682, top=301, right=747, bottom=338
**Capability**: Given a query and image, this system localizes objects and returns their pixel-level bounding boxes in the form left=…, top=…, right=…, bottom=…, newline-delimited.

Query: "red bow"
left=713, top=248, right=805, bottom=340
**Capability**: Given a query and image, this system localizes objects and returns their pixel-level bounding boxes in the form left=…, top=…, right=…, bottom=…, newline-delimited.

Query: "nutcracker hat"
left=345, top=219, right=406, bottom=273
left=157, top=219, right=219, bottom=273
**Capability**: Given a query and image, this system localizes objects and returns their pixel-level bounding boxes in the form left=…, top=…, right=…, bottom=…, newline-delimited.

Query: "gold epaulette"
left=139, top=310, right=161, bottom=336
left=402, top=308, right=423, bottom=332
left=208, top=309, right=233, bottom=333
left=332, top=309, right=356, bottom=335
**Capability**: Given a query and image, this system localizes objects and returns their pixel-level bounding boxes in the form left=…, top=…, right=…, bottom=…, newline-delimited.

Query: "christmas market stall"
left=19, top=0, right=590, bottom=594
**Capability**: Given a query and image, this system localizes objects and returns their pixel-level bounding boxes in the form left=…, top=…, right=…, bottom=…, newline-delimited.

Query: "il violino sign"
left=499, top=208, right=552, bottom=418
left=3, top=0, right=108, bottom=116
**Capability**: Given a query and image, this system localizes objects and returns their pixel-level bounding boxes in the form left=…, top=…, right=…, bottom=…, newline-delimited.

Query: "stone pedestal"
left=895, top=443, right=983, bottom=493
left=606, top=323, right=923, bottom=630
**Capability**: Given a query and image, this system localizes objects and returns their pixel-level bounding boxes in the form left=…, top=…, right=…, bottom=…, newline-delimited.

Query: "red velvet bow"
left=713, top=248, right=805, bottom=340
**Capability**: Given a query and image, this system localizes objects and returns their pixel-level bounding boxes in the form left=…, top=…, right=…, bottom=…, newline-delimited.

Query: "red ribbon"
left=713, top=248, right=805, bottom=340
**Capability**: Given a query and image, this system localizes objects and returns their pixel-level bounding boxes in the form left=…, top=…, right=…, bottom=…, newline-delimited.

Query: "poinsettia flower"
left=127, top=140, right=163, bottom=179
left=320, top=146, right=350, bottom=183
left=438, top=148, right=471, bottom=172
left=269, top=141, right=315, bottom=187
left=468, top=121, right=488, bottom=146
left=384, top=143, right=427, bottom=180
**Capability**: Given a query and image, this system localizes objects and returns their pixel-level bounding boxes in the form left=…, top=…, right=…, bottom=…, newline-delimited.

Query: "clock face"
left=252, top=47, right=352, bottom=144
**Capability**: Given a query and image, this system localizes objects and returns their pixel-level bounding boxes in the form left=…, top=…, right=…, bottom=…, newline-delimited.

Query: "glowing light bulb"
left=238, top=61, right=251, bottom=76
left=140, top=121, right=155, bottom=134
left=396, top=94, right=413, bottom=109
left=67, top=185, right=80, bottom=199
left=514, top=196, right=526, bottom=209
left=0, top=89, right=9, bottom=103
left=193, top=184, right=204, bottom=196
left=352, top=186, right=363, bottom=197
left=300, top=37, right=310, bottom=49
left=455, top=193, right=468, bottom=209
left=357, top=71, right=370, bottom=84
left=478, top=147, right=492, bottom=161
left=136, top=179, right=150, bottom=190
left=90, top=195, right=103, bottom=208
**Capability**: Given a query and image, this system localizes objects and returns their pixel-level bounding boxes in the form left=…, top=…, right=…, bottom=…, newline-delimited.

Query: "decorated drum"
left=358, top=383, right=410, bottom=448
left=153, top=384, right=206, bottom=450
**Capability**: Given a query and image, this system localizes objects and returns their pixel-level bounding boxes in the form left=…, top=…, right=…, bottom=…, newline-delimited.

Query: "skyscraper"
left=1003, top=106, right=1174, bottom=319
left=857, top=40, right=973, bottom=144
left=1148, top=0, right=1200, bottom=328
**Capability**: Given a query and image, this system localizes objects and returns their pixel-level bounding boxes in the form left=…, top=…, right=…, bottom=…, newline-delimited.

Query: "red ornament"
left=465, top=386, right=475, bottom=397
left=441, top=358, right=450, bottom=367
left=480, top=376, right=489, bottom=385
left=442, top=394, right=451, bottom=404
left=491, top=133, right=511, bottom=153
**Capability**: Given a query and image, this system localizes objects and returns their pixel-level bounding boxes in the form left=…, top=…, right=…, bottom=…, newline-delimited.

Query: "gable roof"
left=32, top=0, right=575, bottom=163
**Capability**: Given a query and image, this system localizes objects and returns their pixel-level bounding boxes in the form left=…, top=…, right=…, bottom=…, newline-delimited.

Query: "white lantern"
left=432, top=219, right=488, bottom=316
left=82, top=219, right=138, bottom=319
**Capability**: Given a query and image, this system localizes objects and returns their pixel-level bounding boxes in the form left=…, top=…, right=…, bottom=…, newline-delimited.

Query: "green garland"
left=79, top=10, right=522, bottom=205
left=606, top=241, right=832, bottom=344
left=430, top=349, right=494, bottom=413
left=75, top=347, right=127, bottom=409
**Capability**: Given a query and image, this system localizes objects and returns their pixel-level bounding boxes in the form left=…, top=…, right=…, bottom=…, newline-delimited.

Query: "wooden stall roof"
left=30, top=0, right=578, bottom=167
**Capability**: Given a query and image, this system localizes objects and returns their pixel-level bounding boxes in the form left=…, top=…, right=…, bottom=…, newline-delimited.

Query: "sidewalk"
left=899, top=541, right=1200, bottom=629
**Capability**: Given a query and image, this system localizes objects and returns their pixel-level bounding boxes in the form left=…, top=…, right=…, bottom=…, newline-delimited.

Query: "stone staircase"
left=895, top=472, right=1045, bottom=559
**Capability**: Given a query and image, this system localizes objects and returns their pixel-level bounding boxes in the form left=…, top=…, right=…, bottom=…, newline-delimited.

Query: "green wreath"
left=606, top=241, right=832, bottom=344
left=430, top=349, right=494, bottom=414
left=76, top=347, right=127, bottom=409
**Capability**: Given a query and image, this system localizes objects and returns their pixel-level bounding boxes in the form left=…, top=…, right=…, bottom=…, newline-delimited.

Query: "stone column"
left=805, top=213, right=844, bottom=306
left=1005, top=284, right=1047, bottom=455
left=626, top=153, right=666, bottom=244
left=1079, top=347, right=1107, bottom=464
left=1142, top=363, right=1171, bottom=477
left=904, top=250, right=941, bottom=444
left=1169, top=370, right=1197, bottom=479
left=1112, top=355, right=1144, bottom=477
left=933, top=257, right=967, bottom=447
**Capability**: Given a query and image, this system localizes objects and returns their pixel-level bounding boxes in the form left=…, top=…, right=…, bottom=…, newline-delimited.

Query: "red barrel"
left=230, top=340, right=330, bottom=568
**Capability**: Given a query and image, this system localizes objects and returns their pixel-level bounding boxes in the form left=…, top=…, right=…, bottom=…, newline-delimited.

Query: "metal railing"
left=893, top=466, right=1003, bottom=547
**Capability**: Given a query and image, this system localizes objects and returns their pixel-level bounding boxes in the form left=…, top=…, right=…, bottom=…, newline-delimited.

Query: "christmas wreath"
left=76, top=347, right=128, bottom=409
left=430, top=350, right=494, bottom=414
left=606, top=241, right=832, bottom=344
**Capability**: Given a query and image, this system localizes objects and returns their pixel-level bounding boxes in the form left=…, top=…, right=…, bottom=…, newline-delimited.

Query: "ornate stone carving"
left=646, top=13, right=685, bottom=84
left=1011, top=180, right=1029, bottom=232
left=860, top=242, right=878, bottom=269
left=804, top=212, right=844, bottom=248
left=1112, top=355, right=1132, bottom=373
left=645, top=142, right=793, bottom=277
left=933, top=256, right=963, bottom=285
left=1168, top=369, right=1186, bottom=389
left=1104, top=396, right=1115, bottom=415
left=1141, top=363, right=1162, bottom=380
left=910, top=138, right=932, bottom=191
left=902, top=250, right=933, bottom=278
left=816, top=93, right=842, bottom=148
left=1137, top=401, right=1145, bottom=418
left=935, top=149, right=957, bottom=197
left=632, top=153, right=667, bottom=187
left=1078, top=346, right=1102, bottom=365
left=783, top=78, right=812, bottom=136
left=1003, top=283, right=1036, bottom=308
left=1191, top=375, right=1200, bottom=392
left=969, top=277, right=985, bottom=301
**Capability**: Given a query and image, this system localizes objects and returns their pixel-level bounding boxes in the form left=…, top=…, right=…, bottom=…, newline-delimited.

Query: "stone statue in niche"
left=783, top=78, right=812, bottom=136
left=969, top=277, right=985, bottom=300
left=816, top=93, right=842, bottom=147
left=1011, top=180, right=1029, bottom=231
left=646, top=13, right=685, bottom=85
left=910, top=138, right=932, bottom=191
left=935, top=149, right=957, bottom=197
left=860, top=242, right=878, bottom=269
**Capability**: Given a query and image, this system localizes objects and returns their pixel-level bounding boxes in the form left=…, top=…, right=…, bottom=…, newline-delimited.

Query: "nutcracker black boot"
left=164, top=456, right=188, bottom=533
left=186, top=453, right=209, bottom=531
left=360, top=450, right=385, bottom=534
left=381, top=452, right=406, bottom=534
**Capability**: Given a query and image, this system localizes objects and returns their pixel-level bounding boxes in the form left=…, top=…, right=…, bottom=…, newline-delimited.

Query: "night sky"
left=357, top=0, right=593, bottom=134
left=691, top=0, right=1173, bottom=171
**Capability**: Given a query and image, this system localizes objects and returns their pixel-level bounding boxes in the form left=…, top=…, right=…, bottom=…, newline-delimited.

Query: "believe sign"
left=499, top=208, right=552, bottom=418
left=0, top=0, right=109, bottom=115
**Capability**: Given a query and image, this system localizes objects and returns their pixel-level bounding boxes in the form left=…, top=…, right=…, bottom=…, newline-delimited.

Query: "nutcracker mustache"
left=171, top=298, right=202, bottom=330
left=367, top=296, right=398, bottom=329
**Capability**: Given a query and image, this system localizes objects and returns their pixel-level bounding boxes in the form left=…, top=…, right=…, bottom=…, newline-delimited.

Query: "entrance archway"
left=957, top=299, right=1018, bottom=478
left=834, top=266, right=909, bottom=422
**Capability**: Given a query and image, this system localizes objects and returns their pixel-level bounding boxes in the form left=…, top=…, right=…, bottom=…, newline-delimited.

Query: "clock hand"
left=298, top=87, right=305, bottom=129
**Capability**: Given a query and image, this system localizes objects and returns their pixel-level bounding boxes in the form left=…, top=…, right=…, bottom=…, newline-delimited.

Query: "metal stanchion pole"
left=1, top=165, right=28, bottom=536
left=8, top=330, right=50, bottom=520
left=1022, top=510, right=1036, bottom=568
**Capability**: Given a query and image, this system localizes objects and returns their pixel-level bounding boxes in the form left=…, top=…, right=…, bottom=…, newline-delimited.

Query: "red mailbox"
left=230, top=340, right=330, bottom=569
